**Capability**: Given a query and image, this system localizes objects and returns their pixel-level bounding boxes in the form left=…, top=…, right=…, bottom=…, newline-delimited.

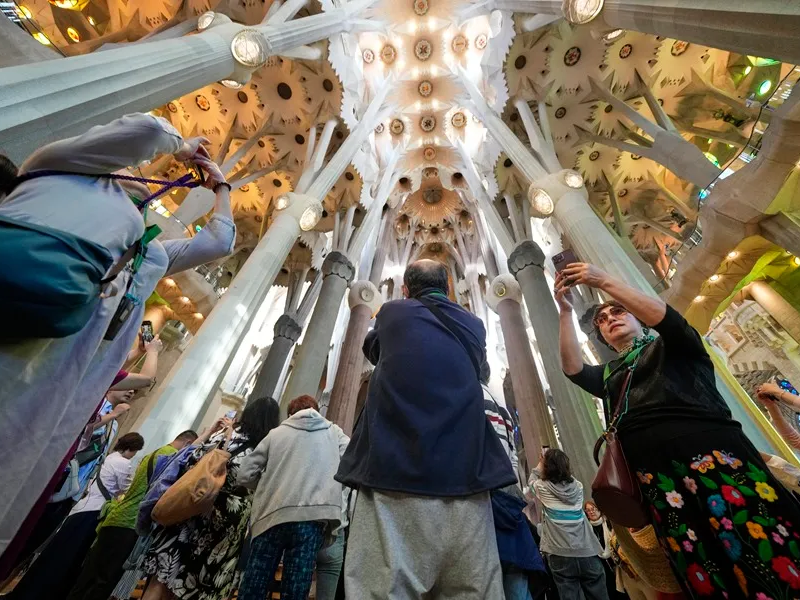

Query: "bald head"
left=403, top=259, right=448, bottom=298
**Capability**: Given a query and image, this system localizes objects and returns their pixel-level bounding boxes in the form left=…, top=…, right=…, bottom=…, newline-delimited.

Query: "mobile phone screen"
left=141, top=321, right=154, bottom=344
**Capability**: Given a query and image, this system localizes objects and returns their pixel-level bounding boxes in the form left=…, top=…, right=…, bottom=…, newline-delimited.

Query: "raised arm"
left=21, top=113, right=188, bottom=175
left=111, top=337, right=162, bottom=390
left=555, top=284, right=584, bottom=376
left=559, top=264, right=666, bottom=328
left=162, top=159, right=235, bottom=276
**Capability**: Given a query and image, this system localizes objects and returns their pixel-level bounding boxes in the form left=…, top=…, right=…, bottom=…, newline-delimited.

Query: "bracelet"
left=213, top=181, right=232, bottom=193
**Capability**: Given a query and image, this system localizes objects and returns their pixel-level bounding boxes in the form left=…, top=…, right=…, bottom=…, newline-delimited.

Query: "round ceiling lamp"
left=562, top=0, right=604, bottom=25
left=451, top=34, right=468, bottom=55
left=197, top=11, right=215, bottom=30
left=758, top=80, right=773, bottom=96
left=528, top=186, right=554, bottom=218
left=48, top=0, right=89, bottom=11
left=418, top=80, right=433, bottom=97
left=562, top=170, right=584, bottom=189
left=390, top=119, right=405, bottom=135
left=231, top=30, right=267, bottom=68
left=451, top=112, right=467, bottom=128
left=415, top=39, right=433, bottom=61
left=299, top=205, right=322, bottom=231
left=66, top=26, right=80, bottom=42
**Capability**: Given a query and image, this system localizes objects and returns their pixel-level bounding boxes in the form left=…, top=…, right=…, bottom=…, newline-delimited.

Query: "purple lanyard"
left=15, top=171, right=202, bottom=211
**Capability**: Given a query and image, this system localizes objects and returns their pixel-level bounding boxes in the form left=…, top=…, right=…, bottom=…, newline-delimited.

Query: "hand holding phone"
left=141, top=321, right=154, bottom=344
left=552, top=249, right=578, bottom=274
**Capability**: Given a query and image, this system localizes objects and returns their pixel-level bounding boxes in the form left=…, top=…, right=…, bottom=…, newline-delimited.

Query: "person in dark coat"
left=336, top=259, right=515, bottom=599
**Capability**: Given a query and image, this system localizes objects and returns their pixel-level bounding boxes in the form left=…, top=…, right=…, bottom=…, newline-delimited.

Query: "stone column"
left=250, top=314, right=302, bottom=399
left=746, top=280, right=800, bottom=345
left=327, top=281, right=382, bottom=433
left=508, top=241, right=603, bottom=488
left=280, top=251, right=355, bottom=413
left=0, top=2, right=378, bottom=161
left=535, top=172, right=657, bottom=298
left=487, top=274, right=557, bottom=468
left=134, top=192, right=322, bottom=447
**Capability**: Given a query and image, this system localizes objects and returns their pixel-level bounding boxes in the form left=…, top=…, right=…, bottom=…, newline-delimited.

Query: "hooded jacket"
left=527, top=470, right=604, bottom=558
left=237, top=409, right=349, bottom=539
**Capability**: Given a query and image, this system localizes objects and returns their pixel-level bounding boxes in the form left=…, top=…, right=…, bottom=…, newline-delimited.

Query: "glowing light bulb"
left=727, top=251, right=739, bottom=259
left=164, top=278, right=176, bottom=286
left=180, top=296, right=190, bottom=303
left=32, top=32, right=51, bottom=45
left=299, top=206, right=322, bottom=231
left=562, top=170, right=583, bottom=189
left=709, top=274, right=720, bottom=282
left=793, top=256, right=800, bottom=267
left=193, top=313, right=204, bottom=319
left=744, top=65, right=752, bottom=75
left=87, top=15, right=95, bottom=24
left=16, top=5, right=32, bottom=18
left=758, top=80, right=773, bottom=96
left=275, top=195, right=290, bottom=210
left=693, top=295, right=705, bottom=303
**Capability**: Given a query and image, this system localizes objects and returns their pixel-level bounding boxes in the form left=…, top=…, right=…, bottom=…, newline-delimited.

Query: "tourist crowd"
left=3, top=114, right=800, bottom=600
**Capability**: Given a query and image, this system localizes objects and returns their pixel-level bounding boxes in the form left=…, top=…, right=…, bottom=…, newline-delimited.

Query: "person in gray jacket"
left=237, top=395, right=350, bottom=600
left=525, top=448, right=609, bottom=600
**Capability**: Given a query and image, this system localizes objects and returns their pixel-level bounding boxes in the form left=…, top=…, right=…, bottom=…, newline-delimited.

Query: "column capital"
left=348, top=280, right=382, bottom=314
left=322, top=251, right=356, bottom=283
left=507, top=240, right=546, bottom=276
left=486, top=274, right=523, bottom=312
left=274, top=313, right=302, bottom=342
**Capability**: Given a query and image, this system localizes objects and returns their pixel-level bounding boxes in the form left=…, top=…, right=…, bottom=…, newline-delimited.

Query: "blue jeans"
left=238, top=521, right=326, bottom=600
left=503, top=566, right=533, bottom=600
left=315, top=532, right=345, bottom=600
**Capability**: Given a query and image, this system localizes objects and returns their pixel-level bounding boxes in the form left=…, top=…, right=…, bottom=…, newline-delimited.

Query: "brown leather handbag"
left=591, top=367, right=650, bottom=528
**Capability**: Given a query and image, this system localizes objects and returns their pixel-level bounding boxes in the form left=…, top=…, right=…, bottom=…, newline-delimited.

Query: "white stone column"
left=486, top=274, right=557, bottom=468
left=508, top=241, right=602, bottom=488
left=0, top=1, right=378, bottom=161
left=535, top=171, right=657, bottom=297
left=135, top=191, right=322, bottom=447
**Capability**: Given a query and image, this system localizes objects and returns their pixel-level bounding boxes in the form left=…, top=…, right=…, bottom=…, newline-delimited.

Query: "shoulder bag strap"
left=146, top=452, right=157, bottom=482
left=416, top=296, right=481, bottom=380
left=95, top=472, right=113, bottom=501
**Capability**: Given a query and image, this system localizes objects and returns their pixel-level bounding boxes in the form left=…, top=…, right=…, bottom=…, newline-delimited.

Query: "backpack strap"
left=146, top=452, right=158, bottom=483
left=95, top=473, right=113, bottom=501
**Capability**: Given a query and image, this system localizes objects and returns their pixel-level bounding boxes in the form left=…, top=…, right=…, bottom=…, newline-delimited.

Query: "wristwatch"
left=213, top=181, right=232, bottom=193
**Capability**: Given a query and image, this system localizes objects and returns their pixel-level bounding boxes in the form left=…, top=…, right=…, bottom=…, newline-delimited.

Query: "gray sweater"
left=527, top=470, right=604, bottom=558
left=237, top=409, right=350, bottom=539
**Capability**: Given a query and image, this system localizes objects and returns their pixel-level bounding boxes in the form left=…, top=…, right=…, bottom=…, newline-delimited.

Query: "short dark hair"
left=114, top=432, right=145, bottom=453
left=174, top=430, right=198, bottom=444
left=288, top=394, right=319, bottom=416
left=0, top=155, right=18, bottom=198
left=542, top=448, right=574, bottom=485
left=480, top=361, right=490, bottom=385
left=404, top=259, right=448, bottom=297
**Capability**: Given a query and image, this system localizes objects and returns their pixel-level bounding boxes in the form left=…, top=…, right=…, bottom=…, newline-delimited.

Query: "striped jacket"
left=482, top=385, right=519, bottom=480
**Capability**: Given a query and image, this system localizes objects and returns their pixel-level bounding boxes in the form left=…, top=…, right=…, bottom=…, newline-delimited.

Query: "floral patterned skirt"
left=625, top=420, right=800, bottom=600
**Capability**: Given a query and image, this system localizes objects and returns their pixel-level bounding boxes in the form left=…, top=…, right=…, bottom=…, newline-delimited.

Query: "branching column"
left=327, top=281, right=382, bottom=433
left=0, top=2, right=377, bottom=161
left=135, top=192, right=322, bottom=447
left=281, top=252, right=355, bottom=412
left=250, top=314, right=302, bottom=399
left=508, top=241, right=602, bottom=488
left=487, top=274, right=557, bottom=467
left=745, top=281, right=800, bottom=345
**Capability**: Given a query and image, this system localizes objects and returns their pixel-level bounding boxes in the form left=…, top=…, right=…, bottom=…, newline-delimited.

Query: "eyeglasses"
left=593, top=305, right=628, bottom=327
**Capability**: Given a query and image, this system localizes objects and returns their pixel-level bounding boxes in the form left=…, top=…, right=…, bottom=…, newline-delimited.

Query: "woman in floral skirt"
left=556, top=262, right=800, bottom=599
left=141, top=397, right=280, bottom=600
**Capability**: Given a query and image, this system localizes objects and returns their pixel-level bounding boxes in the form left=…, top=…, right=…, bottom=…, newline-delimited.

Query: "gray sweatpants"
left=344, top=488, right=505, bottom=599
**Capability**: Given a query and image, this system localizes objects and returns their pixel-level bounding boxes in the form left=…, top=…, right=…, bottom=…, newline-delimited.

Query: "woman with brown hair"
left=556, top=262, right=800, bottom=599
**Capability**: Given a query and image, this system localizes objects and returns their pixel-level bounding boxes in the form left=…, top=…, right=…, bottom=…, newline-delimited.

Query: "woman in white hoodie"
left=237, top=395, right=350, bottom=600
left=527, top=448, right=609, bottom=600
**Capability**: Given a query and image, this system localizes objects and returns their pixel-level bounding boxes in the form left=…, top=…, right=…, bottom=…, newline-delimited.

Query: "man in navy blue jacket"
left=337, top=259, right=515, bottom=599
